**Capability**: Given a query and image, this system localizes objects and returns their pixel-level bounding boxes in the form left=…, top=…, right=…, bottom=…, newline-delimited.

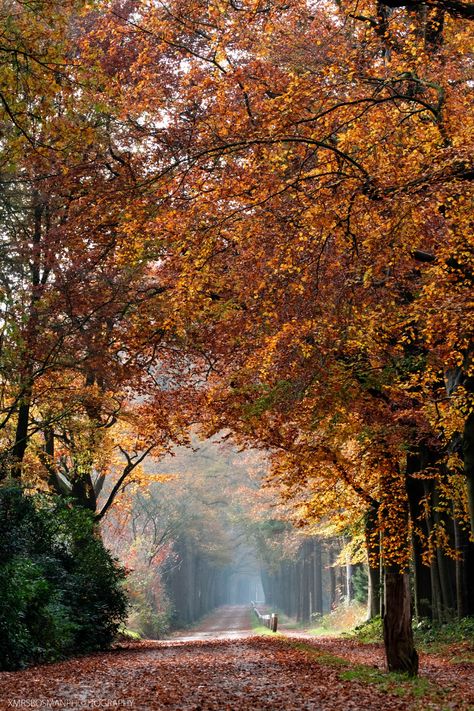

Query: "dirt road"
left=171, top=604, right=253, bottom=641
left=0, top=636, right=410, bottom=711
left=1, top=606, right=471, bottom=710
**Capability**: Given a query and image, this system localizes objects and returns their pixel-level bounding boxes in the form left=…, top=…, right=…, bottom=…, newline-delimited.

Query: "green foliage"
left=352, top=566, right=368, bottom=605
left=348, top=616, right=383, bottom=643
left=339, top=667, right=434, bottom=700
left=128, top=599, right=171, bottom=639
left=125, top=566, right=172, bottom=639
left=0, top=485, right=127, bottom=670
left=350, top=615, right=474, bottom=657
left=414, top=616, right=474, bottom=656
left=116, top=626, right=142, bottom=641
left=243, top=380, right=298, bottom=420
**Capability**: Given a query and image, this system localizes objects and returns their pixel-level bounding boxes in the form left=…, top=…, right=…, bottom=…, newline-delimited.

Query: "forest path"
left=0, top=635, right=429, bottom=711
left=170, top=604, right=254, bottom=641
left=1, top=608, right=472, bottom=710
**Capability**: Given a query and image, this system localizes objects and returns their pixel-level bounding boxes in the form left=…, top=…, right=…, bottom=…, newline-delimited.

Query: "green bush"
left=130, top=601, right=171, bottom=639
left=349, top=616, right=383, bottom=643
left=0, top=485, right=127, bottom=670
left=414, top=616, right=474, bottom=652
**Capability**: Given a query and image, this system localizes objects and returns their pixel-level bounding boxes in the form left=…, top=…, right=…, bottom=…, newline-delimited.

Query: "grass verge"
left=251, top=609, right=282, bottom=636
left=283, top=639, right=450, bottom=709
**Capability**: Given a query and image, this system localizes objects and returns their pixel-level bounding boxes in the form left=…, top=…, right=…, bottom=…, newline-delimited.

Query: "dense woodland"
left=0, top=0, right=473, bottom=679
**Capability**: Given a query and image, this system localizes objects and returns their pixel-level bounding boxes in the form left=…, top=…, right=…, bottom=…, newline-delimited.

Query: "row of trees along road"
left=101, top=439, right=368, bottom=635
left=0, top=0, right=473, bottom=676
left=101, top=441, right=269, bottom=634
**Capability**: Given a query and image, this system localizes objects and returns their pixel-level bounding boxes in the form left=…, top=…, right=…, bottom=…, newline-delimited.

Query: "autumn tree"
left=1, top=0, right=472, bottom=676
left=96, top=0, right=473, bottom=675
left=0, top=0, right=201, bottom=510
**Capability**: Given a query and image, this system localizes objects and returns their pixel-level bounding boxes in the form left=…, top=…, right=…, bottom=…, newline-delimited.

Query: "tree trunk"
left=453, top=516, right=465, bottom=618
left=383, top=568, right=419, bottom=676
left=337, top=563, right=345, bottom=607
left=463, top=411, right=474, bottom=537
left=432, top=486, right=456, bottom=614
left=329, top=543, right=337, bottom=610
left=365, top=503, right=381, bottom=618
left=10, top=196, right=44, bottom=479
left=297, top=558, right=304, bottom=622
left=406, top=460, right=433, bottom=619
left=381, top=461, right=418, bottom=675
left=345, top=556, right=353, bottom=605
left=411, top=531, right=432, bottom=620
left=453, top=515, right=474, bottom=617
left=11, top=393, right=33, bottom=478
left=313, top=539, right=323, bottom=615
left=302, top=541, right=311, bottom=623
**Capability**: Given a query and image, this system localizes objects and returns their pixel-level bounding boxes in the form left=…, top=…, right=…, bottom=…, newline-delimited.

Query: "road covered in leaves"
left=169, top=604, right=255, bottom=642
left=1, top=606, right=472, bottom=710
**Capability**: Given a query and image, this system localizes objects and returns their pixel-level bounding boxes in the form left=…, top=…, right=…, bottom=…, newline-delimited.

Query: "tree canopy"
left=0, top=0, right=473, bottom=676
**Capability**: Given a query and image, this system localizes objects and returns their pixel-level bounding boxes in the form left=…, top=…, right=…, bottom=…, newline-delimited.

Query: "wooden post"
left=271, top=613, right=278, bottom=632
left=253, top=604, right=278, bottom=633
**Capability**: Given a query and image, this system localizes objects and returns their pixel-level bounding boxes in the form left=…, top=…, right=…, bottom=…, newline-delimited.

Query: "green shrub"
left=414, top=616, right=474, bottom=652
left=129, top=601, right=171, bottom=639
left=350, top=614, right=474, bottom=650
left=349, top=615, right=383, bottom=643
left=116, top=626, right=142, bottom=641
left=0, top=485, right=127, bottom=670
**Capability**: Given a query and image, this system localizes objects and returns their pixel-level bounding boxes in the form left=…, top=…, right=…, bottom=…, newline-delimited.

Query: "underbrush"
left=127, top=600, right=171, bottom=639
left=347, top=615, right=383, bottom=643
left=308, top=602, right=367, bottom=636
left=116, top=626, right=142, bottom=642
left=0, top=485, right=127, bottom=670
left=414, top=616, right=474, bottom=658
left=348, top=613, right=474, bottom=659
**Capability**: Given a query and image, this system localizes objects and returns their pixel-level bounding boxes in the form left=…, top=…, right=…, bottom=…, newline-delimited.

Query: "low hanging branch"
left=95, top=444, right=155, bottom=521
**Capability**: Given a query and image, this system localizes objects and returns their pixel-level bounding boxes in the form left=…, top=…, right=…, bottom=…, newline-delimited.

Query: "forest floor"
left=0, top=605, right=472, bottom=711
